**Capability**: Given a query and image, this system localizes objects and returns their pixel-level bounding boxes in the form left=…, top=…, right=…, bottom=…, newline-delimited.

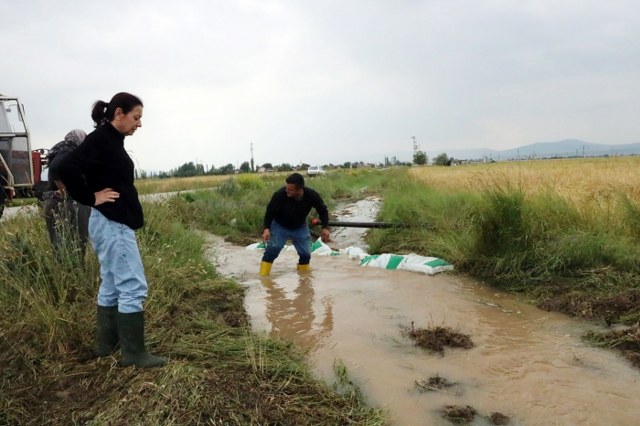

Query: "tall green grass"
left=364, top=170, right=479, bottom=266
left=365, top=168, right=640, bottom=323
left=0, top=197, right=386, bottom=425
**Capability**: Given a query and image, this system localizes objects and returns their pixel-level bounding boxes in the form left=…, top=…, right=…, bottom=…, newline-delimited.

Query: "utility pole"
left=250, top=142, right=255, bottom=172
left=412, top=136, right=419, bottom=157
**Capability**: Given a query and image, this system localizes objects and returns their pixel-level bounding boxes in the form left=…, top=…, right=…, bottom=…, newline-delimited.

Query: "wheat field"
left=408, top=157, right=640, bottom=206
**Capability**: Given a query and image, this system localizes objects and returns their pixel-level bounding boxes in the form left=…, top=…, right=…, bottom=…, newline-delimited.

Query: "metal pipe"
left=310, top=218, right=433, bottom=229
left=323, top=221, right=408, bottom=229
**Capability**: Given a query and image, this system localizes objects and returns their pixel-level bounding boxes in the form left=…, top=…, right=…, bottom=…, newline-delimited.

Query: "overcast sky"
left=2, top=0, right=639, bottom=171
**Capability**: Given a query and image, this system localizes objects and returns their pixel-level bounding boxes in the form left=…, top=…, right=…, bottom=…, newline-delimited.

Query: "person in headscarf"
left=43, top=129, right=90, bottom=262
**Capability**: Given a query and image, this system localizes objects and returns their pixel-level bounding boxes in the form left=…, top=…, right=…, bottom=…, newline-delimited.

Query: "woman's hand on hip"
left=94, top=188, right=120, bottom=206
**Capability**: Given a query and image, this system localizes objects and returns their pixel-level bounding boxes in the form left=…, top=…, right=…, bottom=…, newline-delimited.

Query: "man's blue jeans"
left=262, top=220, right=311, bottom=265
left=89, top=208, right=148, bottom=313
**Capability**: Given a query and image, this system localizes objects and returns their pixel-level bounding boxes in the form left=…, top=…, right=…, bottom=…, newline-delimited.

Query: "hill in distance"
left=425, top=139, right=640, bottom=161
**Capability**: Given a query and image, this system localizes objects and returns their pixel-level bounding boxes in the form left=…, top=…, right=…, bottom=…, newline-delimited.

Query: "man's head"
left=285, top=173, right=305, bottom=199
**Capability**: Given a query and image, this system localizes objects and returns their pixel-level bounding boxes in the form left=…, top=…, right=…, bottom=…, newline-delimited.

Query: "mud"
left=539, top=290, right=640, bottom=325
left=585, top=324, right=640, bottom=368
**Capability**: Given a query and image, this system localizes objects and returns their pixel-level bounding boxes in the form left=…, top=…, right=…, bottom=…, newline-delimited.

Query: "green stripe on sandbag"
left=424, top=258, right=451, bottom=267
left=360, top=255, right=379, bottom=266
left=386, top=255, right=405, bottom=269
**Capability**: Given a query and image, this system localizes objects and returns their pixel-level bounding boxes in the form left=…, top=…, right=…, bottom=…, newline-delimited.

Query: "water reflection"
left=259, top=273, right=334, bottom=350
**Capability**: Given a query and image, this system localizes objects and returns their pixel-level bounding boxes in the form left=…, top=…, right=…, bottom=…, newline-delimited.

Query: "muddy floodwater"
left=208, top=197, right=640, bottom=425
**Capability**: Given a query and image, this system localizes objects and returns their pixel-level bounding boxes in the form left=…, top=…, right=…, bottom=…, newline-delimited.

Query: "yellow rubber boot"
left=259, top=261, right=273, bottom=276
left=297, top=264, right=310, bottom=272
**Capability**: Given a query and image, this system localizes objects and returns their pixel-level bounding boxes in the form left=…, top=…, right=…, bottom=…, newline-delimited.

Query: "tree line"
left=414, top=150, right=453, bottom=166
left=137, top=154, right=456, bottom=179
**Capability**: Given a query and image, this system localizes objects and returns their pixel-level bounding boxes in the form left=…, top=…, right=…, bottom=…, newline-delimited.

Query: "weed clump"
left=490, top=411, right=511, bottom=425
left=403, top=322, right=474, bottom=354
left=415, top=374, right=461, bottom=395
left=442, top=404, right=476, bottom=424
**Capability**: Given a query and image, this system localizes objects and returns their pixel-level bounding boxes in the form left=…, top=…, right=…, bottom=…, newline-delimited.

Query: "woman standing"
left=59, top=92, right=166, bottom=368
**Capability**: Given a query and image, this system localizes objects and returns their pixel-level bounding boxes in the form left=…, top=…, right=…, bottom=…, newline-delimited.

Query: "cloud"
left=2, top=0, right=639, bottom=171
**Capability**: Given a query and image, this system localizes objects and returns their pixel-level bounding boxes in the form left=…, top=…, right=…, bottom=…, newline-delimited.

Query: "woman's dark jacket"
left=59, top=123, right=144, bottom=230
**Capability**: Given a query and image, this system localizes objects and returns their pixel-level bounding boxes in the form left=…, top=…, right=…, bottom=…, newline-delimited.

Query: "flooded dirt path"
left=208, top=197, right=640, bottom=425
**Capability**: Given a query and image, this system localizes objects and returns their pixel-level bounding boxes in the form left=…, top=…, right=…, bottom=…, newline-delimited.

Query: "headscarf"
left=47, top=129, right=87, bottom=162
left=64, top=129, right=87, bottom=146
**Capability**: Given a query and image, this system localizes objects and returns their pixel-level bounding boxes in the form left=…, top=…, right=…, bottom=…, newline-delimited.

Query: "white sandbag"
left=397, top=253, right=454, bottom=275
left=311, top=239, right=340, bottom=256
left=360, top=253, right=453, bottom=275
left=245, top=239, right=336, bottom=255
left=246, top=242, right=267, bottom=250
left=339, top=246, right=370, bottom=260
left=245, top=241, right=453, bottom=275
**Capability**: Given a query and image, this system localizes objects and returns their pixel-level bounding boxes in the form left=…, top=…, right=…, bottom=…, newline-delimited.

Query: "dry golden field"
left=135, top=172, right=292, bottom=195
left=135, top=174, right=231, bottom=194
left=409, top=157, right=640, bottom=206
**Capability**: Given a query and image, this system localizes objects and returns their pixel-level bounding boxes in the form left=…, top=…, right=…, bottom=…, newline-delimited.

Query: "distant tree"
left=218, top=163, right=235, bottom=174
left=261, top=163, right=273, bottom=170
left=413, top=150, right=427, bottom=165
left=240, top=161, right=251, bottom=173
left=276, top=163, right=293, bottom=172
left=174, top=161, right=200, bottom=177
left=342, top=161, right=352, bottom=169
left=433, top=153, right=451, bottom=166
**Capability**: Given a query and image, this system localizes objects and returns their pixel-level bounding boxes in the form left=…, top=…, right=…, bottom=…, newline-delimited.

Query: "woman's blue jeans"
left=89, top=208, right=148, bottom=313
left=262, top=220, right=311, bottom=265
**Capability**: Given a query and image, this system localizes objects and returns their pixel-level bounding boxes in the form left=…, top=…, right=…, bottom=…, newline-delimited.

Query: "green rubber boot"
left=97, top=305, right=119, bottom=357
left=117, top=311, right=167, bottom=368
